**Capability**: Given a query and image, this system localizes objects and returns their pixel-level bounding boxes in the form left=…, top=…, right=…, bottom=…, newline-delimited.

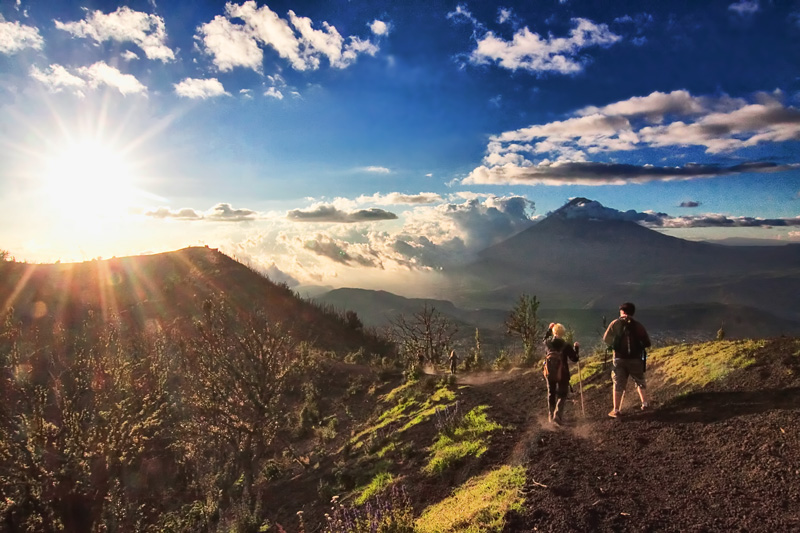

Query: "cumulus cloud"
left=679, top=201, right=701, bottom=208
left=356, top=192, right=443, bottom=205
left=281, top=195, right=536, bottom=273
left=144, top=203, right=257, bottom=221
left=31, top=62, right=147, bottom=96
left=0, top=15, right=43, bottom=54
left=370, top=20, right=390, bottom=36
left=207, top=203, right=258, bottom=221
left=174, top=77, right=229, bottom=99
left=466, top=17, right=621, bottom=75
left=729, top=1, right=759, bottom=16
left=196, top=1, right=380, bottom=72
left=121, top=50, right=139, bottom=61
left=264, top=86, right=283, bottom=99
left=30, top=64, right=87, bottom=96
left=76, top=61, right=147, bottom=95
left=468, top=90, right=800, bottom=185
left=54, top=6, right=174, bottom=62
left=287, top=204, right=398, bottom=223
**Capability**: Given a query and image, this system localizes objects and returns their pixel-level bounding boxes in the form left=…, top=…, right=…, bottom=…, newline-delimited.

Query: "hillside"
left=2, top=248, right=799, bottom=532
left=0, top=246, right=390, bottom=357
left=259, top=337, right=800, bottom=532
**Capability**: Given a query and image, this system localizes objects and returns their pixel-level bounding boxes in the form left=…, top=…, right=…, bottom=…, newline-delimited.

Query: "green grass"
left=416, top=465, right=525, bottom=533
left=355, top=471, right=394, bottom=505
left=423, top=405, right=503, bottom=476
left=570, top=354, right=606, bottom=388
left=650, top=339, right=765, bottom=389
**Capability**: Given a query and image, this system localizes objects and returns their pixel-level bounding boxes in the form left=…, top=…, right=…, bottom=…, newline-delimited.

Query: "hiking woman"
left=543, top=323, right=580, bottom=425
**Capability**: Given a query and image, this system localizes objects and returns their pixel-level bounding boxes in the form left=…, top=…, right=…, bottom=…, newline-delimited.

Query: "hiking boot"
left=608, top=409, right=621, bottom=418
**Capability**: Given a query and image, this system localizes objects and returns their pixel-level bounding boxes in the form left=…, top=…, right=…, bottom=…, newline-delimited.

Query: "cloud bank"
left=466, top=90, right=800, bottom=185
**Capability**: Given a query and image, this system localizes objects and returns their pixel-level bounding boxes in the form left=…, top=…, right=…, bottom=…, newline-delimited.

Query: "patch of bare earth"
left=483, top=338, right=800, bottom=532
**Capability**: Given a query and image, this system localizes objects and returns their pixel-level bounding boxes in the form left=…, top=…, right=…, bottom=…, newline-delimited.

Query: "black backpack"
left=613, top=317, right=644, bottom=359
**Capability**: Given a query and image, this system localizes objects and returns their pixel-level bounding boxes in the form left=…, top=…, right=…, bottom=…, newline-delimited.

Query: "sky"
left=1, top=0, right=799, bottom=294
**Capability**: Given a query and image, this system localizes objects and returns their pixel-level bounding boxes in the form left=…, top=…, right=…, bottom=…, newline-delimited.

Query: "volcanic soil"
left=468, top=337, right=800, bottom=532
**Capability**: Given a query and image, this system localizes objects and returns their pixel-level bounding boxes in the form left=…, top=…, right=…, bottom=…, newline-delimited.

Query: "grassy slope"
left=310, top=337, right=799, bottom=532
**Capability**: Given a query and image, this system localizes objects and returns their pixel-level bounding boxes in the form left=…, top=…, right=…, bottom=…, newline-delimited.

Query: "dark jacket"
left=603, top=317, right=651, bottom=359
left=543, top=337, right=579, bottom=382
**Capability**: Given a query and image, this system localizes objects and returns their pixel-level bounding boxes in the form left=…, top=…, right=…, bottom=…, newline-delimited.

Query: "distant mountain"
left=316, top=288, right=508, bottom=329
left=447, top=198, right=800, bottom=326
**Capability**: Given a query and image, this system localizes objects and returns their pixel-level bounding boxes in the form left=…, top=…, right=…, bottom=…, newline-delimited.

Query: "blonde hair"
left=551, top=323, right=567, bottom=338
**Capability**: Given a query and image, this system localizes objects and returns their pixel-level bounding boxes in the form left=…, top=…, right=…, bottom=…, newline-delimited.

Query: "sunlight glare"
left=42, top=140, right=139, bottom=221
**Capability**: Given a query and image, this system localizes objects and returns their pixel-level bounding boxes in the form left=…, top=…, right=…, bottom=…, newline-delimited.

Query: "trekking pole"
left=577, top=358, right=586, bottom=418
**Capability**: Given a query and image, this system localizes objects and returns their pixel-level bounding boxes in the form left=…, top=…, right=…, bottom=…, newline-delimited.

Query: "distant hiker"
left=603, top=302, right=652, bottom=417
left=543, top=323, right=580, bottom=425
left=447, top=349, right=458, bottom=375
left=417, top=349, right=425, bottom=369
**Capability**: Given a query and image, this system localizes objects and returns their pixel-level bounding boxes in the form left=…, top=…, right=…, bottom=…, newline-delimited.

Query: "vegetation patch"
left=355, top=471, right=395, bottom=506
left=423, top=405, right=503, bottom=476
left=416, top=465, right=525, bottom=532
left=651, top=339, right=765, bottom=389
left=570, top=354, right=606, bottom=388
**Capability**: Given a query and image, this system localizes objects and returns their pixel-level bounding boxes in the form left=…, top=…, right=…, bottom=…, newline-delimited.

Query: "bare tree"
left=389, top=304, right=458, bottom=367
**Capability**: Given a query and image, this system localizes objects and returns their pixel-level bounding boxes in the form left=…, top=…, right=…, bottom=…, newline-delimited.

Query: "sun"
left=41, top=139, right=139, bottom=221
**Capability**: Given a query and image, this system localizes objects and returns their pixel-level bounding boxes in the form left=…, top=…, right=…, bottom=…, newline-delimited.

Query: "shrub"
left=324, top=486, right=415, bottom=533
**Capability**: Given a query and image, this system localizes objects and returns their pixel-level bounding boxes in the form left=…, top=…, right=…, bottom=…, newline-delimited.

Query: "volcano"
left=450, top=198, right=800, bottom=323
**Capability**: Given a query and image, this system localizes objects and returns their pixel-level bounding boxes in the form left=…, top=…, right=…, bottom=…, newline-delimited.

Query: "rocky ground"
left=488, top=338, right=800, bottom=532
left=272, top=339, right=800, bottom=532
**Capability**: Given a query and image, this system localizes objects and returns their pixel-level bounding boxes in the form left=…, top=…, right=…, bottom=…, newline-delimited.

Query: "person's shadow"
left=649, top=387, right=800, bottom=424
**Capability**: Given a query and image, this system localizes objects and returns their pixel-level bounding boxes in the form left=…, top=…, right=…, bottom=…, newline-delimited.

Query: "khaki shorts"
left=612, top=358, right=646, bottom=390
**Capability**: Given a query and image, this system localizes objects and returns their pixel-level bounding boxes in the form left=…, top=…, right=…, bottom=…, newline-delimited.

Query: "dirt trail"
left=457, top=340, right=800, bottom=532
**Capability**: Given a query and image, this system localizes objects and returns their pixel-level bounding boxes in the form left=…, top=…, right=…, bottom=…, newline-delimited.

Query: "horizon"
left=1, top=0, right=799, bottom=293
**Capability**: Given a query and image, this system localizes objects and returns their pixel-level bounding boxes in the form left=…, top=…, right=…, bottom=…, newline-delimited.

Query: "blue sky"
left=1, top=0, right=799, bottom=293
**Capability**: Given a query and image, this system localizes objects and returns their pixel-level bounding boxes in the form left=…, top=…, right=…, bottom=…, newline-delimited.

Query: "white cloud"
left=30, top=61, right=146, bottom=96
left=468, top=90, right=800, bottom=185
left=197, top=1, right=380, bottom=72
left=30, top=64, right=87, bottom=97
left=469, top=17, right=621, bottom=74
left=728, top=1, right=760, bottom=16
left=0, top=15, right=43, bottom=54
left=207, top=203, right=258, bottom=221
left=54, top=6, right=174, bottom=62
left=121, top=50, right=139, bottom=61
left=362, top=166, right=391, bottom=174
left=287, top=204, right=398, bottom=223
left=356, top=192, right=443, bottom=205
left=195, top=14, right=264, bottom=72
left=264, top=86, right=283, bottom=99
left=144, top=203, right=257, bottom=221
left=370, top=20, right=389, bottom=36
left=174, top=77, right=229, bottom=99
left=77, top=61, right=147, bottom=95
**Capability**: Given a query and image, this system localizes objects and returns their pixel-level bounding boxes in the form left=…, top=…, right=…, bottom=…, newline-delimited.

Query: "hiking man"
left=543, top=323, right=580, bottom=425
left=603, top=302, right=652, bottom=417
left=447, top=349, right=458, bottom=375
